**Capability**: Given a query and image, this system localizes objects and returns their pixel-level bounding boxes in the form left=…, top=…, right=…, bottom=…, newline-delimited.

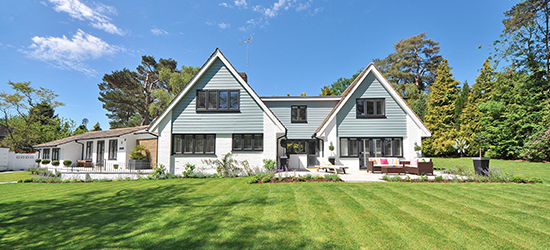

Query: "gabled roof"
left=314, top=63, right=431, bottom=137
left=148, top=48, right=286, bottom=133
left=33, top=126, right=150, bottom=148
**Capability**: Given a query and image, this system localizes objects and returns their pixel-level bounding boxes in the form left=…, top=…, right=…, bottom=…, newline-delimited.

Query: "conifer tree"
left=423, top=59, right=460, bottom=156
left=459, top=58, right=496, bottom=156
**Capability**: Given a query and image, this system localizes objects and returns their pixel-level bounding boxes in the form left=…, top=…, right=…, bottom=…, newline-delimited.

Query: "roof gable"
left=148, top=49, right=285, bottom=133
left=315, top=63, right=431, bottom=137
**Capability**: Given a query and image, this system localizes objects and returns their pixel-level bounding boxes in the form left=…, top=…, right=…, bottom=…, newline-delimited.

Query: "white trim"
left=261, top=97, right=342, bottom=102
left=148, top=49, right=286, bottom=133
left=316, top=64, right=431, bottom=137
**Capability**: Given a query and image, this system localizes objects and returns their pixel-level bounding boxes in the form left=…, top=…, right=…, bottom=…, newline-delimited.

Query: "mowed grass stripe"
left=368, top=183, right=471, bottom=249
left=292, top=183, right=346, bottom=249
left=407, top=184, right=545, bottom=249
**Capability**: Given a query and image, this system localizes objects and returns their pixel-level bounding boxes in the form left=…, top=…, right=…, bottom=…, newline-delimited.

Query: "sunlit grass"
left=0, top=171, right=32, bottom=182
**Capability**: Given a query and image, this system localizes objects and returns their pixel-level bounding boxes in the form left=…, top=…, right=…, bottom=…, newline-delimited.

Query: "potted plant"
left=129, top=145, right=150, bottom=170
left=472, top=133, right=490, bottom=175
left=328, top=142, right=336, bottom=165
left=35, top=158, right=41, bottom=167
left=63, top=160, right=72, bottom=167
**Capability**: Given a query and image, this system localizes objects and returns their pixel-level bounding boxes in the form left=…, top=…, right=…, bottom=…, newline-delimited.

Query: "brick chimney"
left=238, top=72, right=247, bottom=83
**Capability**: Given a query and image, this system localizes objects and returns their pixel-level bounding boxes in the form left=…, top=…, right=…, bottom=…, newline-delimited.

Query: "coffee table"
left=381, top=166, right=405, bottom=175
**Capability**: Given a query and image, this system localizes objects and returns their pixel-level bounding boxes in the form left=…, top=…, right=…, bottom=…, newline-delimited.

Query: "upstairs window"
left=356, top=98, right=385, bottom=118
left=196, top=89, right=240, bottom=112
left=291, top=105, right=307, bottom=123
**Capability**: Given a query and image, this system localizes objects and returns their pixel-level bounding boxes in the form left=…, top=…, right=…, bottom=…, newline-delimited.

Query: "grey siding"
left=337, top=73, right=407, bottom=137
left=265, top=100, right=337, bottom=139
left=171, top=58, right=264, bottom=134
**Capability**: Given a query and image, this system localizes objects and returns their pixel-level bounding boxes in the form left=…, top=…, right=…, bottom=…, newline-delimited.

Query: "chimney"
left=238, top=72, right=247, bottom=83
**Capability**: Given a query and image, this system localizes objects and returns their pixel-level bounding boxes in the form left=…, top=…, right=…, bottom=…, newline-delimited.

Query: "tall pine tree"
left=423, top=59, right=460, bottom=156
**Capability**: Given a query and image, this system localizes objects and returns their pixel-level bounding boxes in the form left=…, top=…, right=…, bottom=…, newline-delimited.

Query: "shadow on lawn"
left=0, top=181, right=311, bottom=249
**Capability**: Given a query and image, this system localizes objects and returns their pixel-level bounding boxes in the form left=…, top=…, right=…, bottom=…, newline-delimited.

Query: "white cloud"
left=21, top=29, right=123, bottom=75
left=296, top=0, right=311, bottom=11
left=48, top=0, right=124, bottom=35
left=234, top=0, right=247, bottom=8
left=218, top=22, right=231, bottom=29
left=219, top=3, right=230, bottom=7
left=40, top=1, right=48, bottom=6
left=151, top=28, right=168, bottom=36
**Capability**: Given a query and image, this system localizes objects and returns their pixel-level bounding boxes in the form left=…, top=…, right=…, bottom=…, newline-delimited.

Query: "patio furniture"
left=404, top=158, right=433, bottom=175
left=367, top=158, right=401, bottom=173
left=381, top=166, right=405, bottom=175
left=316, top=157, right=348, bottom=174
left=77, top=160, right=93, bottom=167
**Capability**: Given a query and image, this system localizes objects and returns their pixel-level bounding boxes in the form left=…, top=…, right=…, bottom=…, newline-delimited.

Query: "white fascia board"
left=261, top=97, right=342, bottom=102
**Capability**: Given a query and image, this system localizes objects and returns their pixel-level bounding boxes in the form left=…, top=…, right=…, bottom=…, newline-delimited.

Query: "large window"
left=291, top=105, right=307, bottom=123
left=96, top=141, right=105, bottom=163
left=85, top=141, right=93, bottom=160
left=356, top=98, right=385, bottom=118
left=108, top=140, right=117, bottom=160
left=173, top=134, right=215, bottom=155
left=52, top=148, right=59, bottom=161
left=285, top=140, right=308, bottom=154
left=233, top=134, right=263, bottom=151
left=340, top=137, right=402, bottom=157
left=42, top=149, right=50, bottom=159
left=196, top=89, right=239, bottom=112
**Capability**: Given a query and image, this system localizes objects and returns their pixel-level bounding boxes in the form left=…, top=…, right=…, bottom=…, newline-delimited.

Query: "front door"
left=307, top=140, right=319, bottom=168
left=96, top=141, right=105, bottom=166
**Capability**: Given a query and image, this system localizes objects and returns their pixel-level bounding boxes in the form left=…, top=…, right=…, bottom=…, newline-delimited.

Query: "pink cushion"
left=411, top=159, right=419, bottom=166
left=380, top=158, right=388, bottom=164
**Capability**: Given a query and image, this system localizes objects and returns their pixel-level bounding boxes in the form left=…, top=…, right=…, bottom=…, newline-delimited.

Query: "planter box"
left=472, top=157, right=490, bottom=175
left=128, top=159, right=151, bottom=170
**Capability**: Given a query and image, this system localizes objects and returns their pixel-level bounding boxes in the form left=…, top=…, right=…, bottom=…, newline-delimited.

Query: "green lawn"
left=1, top=175, right=549, bottom=249
left=0, top=171, right=32, bottom=182
left=432, top=157, right=550, bottom=183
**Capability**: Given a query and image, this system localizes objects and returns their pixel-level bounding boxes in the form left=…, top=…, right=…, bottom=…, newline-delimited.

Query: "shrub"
left=388, top=176, right=402, bottom=182
left=35, top=159, right=42, bottom=163
left=203, top=152, right=241, bottom=177
left=63, top=160, right=72, bottom=166
left=324, top=174, right=340, bottom=181
left=313, top=175, right=324, bottom=180
left=304, top=174, right=313, bottom=180
left=263, top=159, right=277, bottom=174
left=41, top=159, right=51, bottom=165
left=248, top=175, right=261, bottom=184
left=149, top=164, right=167, bottom=180
left=419, top=175, right=429, bottom=182
left=183, top=163, right=195, bottom=177
left=404, top=175, right=411, bottom=181
left=435, top=176, right=443, bottom=181
left=261, top=176, right=271, bottom=183
left=23, top=178, right=33, bottom=183
left=129, top=145, right=149, bottom=160
left=528, top=177, right=543, bottom=183
left=520, top=126, right=550, bottom=162
left=166, top=173, right=180, bottom=179
left=382, top=175, right=389, bottom=180
left=51, top=160, right=60, bottom=166
left=511, top=174, right=528, bottom=183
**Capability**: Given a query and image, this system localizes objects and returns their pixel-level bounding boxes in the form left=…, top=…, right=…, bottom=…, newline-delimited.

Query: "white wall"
left=405, top=115, right=423, bottom=160
left=0, top=147, right=9, bottom=170
left=157, top=110, right=173, bottom=173
left=7, top=152, right=39, bottom=171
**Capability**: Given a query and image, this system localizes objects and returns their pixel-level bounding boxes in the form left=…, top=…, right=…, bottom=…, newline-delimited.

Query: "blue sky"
left=1, top=0, right=515, bottom=129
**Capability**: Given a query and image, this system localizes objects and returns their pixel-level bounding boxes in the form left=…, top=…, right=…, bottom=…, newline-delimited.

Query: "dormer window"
left=291, top=105, right=307, bottom=123
left=196, top=89, right=240, bottom=112
left=356, top=98, right=385, bottom=118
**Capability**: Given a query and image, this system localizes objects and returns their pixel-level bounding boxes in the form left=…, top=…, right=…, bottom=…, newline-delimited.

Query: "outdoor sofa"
left=366, top=157, right=401, bottom=173
left=404, top=158, right=433, bottom=175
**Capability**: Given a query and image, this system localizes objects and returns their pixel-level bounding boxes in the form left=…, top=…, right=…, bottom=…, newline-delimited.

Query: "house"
left=149, top=49, right=430, bottom=174
left=33, top=126, right=157, bottom=169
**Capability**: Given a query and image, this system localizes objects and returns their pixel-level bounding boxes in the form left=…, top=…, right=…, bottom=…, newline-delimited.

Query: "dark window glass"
left=230, top=91, right=239, bottom=109
left=52, top=148, right=59, bottom=161
left=340, top=137, right=402, bottom=157
left=394, top=138, right=402, bottom=156
left=85, top=141, right=93, bottom=159
left=208, top=91, right=217, bottom=109
left=108, top=140, right=117, bottom=160
left=233, top=134, right=242, bottom=150
left=206, top=135, right=215, bottom=153
left=195, top=135, right=204, bottom=154
left=384, top=138, right=392, bottom=156
left=244, top=134, right=252, bottom=150
left=357, top=98, right=385, bottom=118
left=173, top=135, right=182, bottom=154
left=340, top=138, right=348, bottom=156
left=349, top=138, right=358, bottom=156
left=197, top=91, right=206, bottom=109
left=96, top=141, right=104, bottom=163
left=43, top=149, right=50, bottom=159
left=184, top=135, right=193, bottom=153
left=291, top=105, right=307, bottom=123
left=254, top=134, right=263, bottom=151
left=219, top=91, right=228, bottom=109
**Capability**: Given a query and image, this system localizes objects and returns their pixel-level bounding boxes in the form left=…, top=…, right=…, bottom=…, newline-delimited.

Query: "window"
left=108, top=140, right=117, bottom=160
left=291, top=105, right=307, bottom=123
left=196, top=89, right=240, bottom=112
left=356, top=98, right=385, bottom=118
left=233, top=134, right=263, bottom=151
left=172, top=134, right=215, bottom=155
left=85, top=141, right=93, bottom=160
left=52, top=148, right=59, bottom=161
left=340, top=137, right=402, bottom=157
left=285, top=140, right=309, bottom=154
left=42, top=149, right=50, bottom=159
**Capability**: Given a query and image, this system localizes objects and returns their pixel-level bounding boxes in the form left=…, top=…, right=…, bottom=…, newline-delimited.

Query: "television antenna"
left=240, top=35, right=253, bottom=74
left=82, top=118, right=89, bottom=127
